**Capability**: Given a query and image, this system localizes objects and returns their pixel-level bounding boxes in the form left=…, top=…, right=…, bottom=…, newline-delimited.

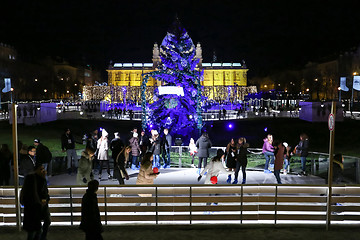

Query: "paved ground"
left=48, top=167, right=326, bottom=186
left=1, top=225, right=359, bottom=240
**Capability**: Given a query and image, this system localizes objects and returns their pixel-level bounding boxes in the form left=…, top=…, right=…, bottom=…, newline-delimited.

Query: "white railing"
left=1, top=185, right=360, bottom=226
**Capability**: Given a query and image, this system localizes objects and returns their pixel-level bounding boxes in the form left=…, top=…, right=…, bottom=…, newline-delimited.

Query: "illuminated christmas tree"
left=141, top=18, right=204, bottom=135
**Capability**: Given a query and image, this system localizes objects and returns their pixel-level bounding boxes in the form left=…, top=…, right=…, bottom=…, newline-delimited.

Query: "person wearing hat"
left=129, top=132, right=141, bottom=170
left=110, top=132, right=124, bottom=165
left=34, top=139, right=52, bottom=180
left=61, top=128, right=78, bottom=175
left=97, top=129, right=111, bottom=180
left=150, top=130, right=161, bottom=168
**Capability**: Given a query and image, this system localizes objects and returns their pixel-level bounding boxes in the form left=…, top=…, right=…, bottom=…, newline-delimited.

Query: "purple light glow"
left=264, top=127, right=268, bottom=132
left=228, top=124, right=233, bottom=129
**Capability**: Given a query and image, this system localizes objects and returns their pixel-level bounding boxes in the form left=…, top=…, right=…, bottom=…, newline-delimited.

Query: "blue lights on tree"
left=141, top=19, right=204, bottom=135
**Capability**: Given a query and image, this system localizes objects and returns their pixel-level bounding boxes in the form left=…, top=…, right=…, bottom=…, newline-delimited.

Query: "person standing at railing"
left=225, top=138, right=237, bottom=184
left=80, top=180, right=103, bottom=240
left=34, top=139, right=52, bottom=183
left=196, top=132, right=212, bottom=175
left=283, top=142, right=292, bottom=175
left=262, top=134, right=275, bottom=173
left=233, top=137, right=249, bottom=184
left=188, top=138, right=197, bottom=168
left=294, top=133, right=309, bottom=176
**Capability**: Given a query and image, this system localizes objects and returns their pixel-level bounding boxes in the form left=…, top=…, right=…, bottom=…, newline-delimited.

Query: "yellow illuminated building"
left=84, top=43, right=255, bottom=102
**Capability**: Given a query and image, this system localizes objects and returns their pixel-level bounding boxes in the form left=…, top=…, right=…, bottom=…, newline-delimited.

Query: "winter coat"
left=296, top=139, right=309, bottom=157
left=110, top=138, right=124, bottom=160
left=80, top=190, right=103, bottom=234
left=113, top=153, right=128, bottom=183
left=35, top=143, right=52, bottom=164
left=274, top=144, right=285, bottom=171
left=189, top=143, right=197, bottom=155
left=129, top=137, right=141, bottom=157
left=236, top=143, right=249, bottom=166
left=262, top=138, right=274, bottom=153
left=151, top=138, right=161, bottom=155
left=161, top=134, right=172, bottom=150
left=226, top=143, right=237, bottom=168
left=76, top=151, right=93, bottom=185
left=97, top=137, right=108, bottom=160
left=61, top=133, right=75, bottom=150
left=196, top=136, right=212, bottom=158
left=19, top=155, right=36, bottom=177
left=200, top=158, right=228, bottom=184
left=136, top=162, right=157, bottom=185
left=21, top=173, right=50, bottom=231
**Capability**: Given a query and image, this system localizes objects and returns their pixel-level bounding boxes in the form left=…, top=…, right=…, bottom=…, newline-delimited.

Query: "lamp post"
left=338, top=87, right=341, bottom=103
left=351, top=72, right=358, bottom=110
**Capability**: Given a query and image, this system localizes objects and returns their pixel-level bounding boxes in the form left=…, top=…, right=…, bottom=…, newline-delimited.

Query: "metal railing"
left=1, top=185, right=360, bottom=226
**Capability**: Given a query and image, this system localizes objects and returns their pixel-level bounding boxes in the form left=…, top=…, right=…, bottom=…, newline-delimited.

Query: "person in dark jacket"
left=233, top=137, right=249, bottom=184
left=161, top=128, right=172, bottom=169
left=61, top=128, right=78, bottom=174
left=273, top=141, right=285, bottom=184
left=113, top=146, right=131, bottom=185
left=294, top=133, right=309, bottom=175
left=150, top=130, right=162, bottom=168
left=196, top=132, right=212, bottom=174
left=0, top=144, right=12, bottom=186
left=326, top=153, right=344, bottom=184
left=80, top=180, right=103, bottom=240
left=225, top=138, right=237, bottom=183
left=110, top=132, right=124, bottom=163
left=19, top=146, right=37, bottom=186
left=34, top=139, right=52, bottom=179
left=21, top=164, right=51, bottom=240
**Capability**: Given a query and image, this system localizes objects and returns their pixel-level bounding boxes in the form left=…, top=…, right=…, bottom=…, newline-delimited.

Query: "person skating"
left=233, top=137, right=249, bottom=184
left=196, top=132, right=212, bottom=174
left=273, top=141, right=286, bottom=184
left=97, top=129, right=111, bottom=180
left=188, top=138, right=197, bottom=168
left=161, top=128, right=172, bottom=168
left=225, top=138, right=237, bottom=183
left=262, top=134, right=275, bottom=173
left=77, top=147, right=95, bottom=185
left=113, top=146, right=131, bottom=185
left=129, top=132, right=141, bottom=170
left=294, top=133, right=309, bottom=175
left=110, top=132, right=124, bottom=165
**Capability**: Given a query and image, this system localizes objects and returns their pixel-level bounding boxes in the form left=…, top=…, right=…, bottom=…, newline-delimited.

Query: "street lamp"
left=338, top=87, right=342, bottom=102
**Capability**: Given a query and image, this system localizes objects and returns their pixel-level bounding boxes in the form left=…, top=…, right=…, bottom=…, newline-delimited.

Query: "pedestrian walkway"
left=49, top=167, right=325, bottom=186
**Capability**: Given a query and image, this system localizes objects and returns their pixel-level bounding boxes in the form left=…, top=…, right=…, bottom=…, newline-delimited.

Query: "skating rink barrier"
left=1, top=185, right=360, bottom=226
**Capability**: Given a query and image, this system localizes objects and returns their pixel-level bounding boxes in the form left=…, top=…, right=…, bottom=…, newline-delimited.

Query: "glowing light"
left=35, top=79, right=38, bottom=82
left=66, top=90, right=70, bottom=93
left=228, top=124, right=233, bottom=129
left=44, top=89, right=47, bottom=93
left=58, top=110, right=62, bottom=113
left=80, top=111, right=84, bottom=115
left=264, top=127, right=268, bottom=132
left=338, top=87, right=341, bottom=91
left=306, top=88, right=309, bottom=92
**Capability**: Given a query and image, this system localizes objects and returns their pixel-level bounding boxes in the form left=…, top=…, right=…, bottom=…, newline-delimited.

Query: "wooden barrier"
left=1, top=185, right=360, bottom=226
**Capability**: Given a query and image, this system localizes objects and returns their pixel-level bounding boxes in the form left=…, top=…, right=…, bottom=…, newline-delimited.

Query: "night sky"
left=2, top=0, right=360, bottom=78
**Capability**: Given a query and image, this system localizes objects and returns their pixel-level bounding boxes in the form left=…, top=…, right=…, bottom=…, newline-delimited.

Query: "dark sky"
left=2, top=0, right=360, bottom=77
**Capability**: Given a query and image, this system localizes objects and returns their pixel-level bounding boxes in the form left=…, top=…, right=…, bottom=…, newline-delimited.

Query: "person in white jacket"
left=97, top=129, right=111, bottom=180
left=198, top=149, right=228, bottom=184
